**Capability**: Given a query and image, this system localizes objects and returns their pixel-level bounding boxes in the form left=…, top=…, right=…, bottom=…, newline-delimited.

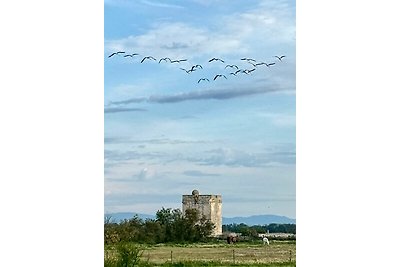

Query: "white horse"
left=262, top=237, right=270, bottom=245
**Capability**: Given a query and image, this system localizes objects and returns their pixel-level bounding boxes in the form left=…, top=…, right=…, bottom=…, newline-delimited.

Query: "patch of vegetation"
left=105, top=243, right=143, bottom=267
left=105, top=208, right=214, bottom=245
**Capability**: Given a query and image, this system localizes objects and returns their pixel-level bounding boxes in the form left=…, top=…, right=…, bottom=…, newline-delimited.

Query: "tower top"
left=192, top=189, right=199, bottom=196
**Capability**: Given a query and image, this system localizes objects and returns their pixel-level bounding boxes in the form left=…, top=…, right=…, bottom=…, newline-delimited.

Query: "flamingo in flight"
left=214, top=74, right=227, bottom=80
left=124, top=53, right=139, bottom=58
left=141, top=56, right=157, bottom=63
left=241, top=58, right=256, bottom=62
left=180, top=68, right=194, bottom=74
left=209, top=58, right=225, bottom=63
left=256, top=62, right=275, bottom=67
left=244, top=68, right=256, bottom=74
left=234, top=69, right=243, bottom=75
left=170, top=59, right=187, bottom=63
left=108, top=51, right=125, bottom=58
left=190, top=65, right=203, bottom=71
left=159, top=57, right=172, bottom=63
left=225, top=64, right=239, bottom=69
left=246, top=61, right=257, bottom=67
left=198, top=78, right=210, bottom=83
left=275, top=55, right=286, bottom=61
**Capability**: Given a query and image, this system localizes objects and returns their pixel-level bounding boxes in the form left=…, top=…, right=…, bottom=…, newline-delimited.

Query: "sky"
left=104, top=0, right=296, bottom=218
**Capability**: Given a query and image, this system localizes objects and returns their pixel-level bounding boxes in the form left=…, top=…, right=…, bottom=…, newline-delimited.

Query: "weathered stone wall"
left=182, top=192, right=222, bottom=236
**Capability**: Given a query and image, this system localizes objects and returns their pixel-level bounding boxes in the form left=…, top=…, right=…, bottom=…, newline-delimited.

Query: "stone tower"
left=182, top=189, right=222, bottom=236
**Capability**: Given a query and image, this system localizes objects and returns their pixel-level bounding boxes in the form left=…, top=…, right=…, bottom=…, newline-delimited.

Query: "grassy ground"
left=105, top=240, right=295, bottom=266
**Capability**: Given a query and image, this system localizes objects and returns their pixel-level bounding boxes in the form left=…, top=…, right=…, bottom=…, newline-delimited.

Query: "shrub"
left=115, top=243, right=143, bottom=267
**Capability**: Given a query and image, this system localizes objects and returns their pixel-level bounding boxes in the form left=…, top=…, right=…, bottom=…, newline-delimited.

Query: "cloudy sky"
left=104, top=0, right=296, bottom=218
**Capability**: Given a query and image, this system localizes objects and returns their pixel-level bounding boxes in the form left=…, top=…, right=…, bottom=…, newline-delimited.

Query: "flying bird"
left=255, top=62, right=275, bottom=67
left=159, top=57, right=172, bottom=63
left=180, top=68, right=194, bottom=74
left=213, top=74, right=227, bottom=80
left=241, top=57, right=256, bottom=62
left=123, top=53, right=139, bottom=58
left=246, top=61, right=257, bottom=67
left=244, top=68, right=256, bottom=74
left=225, top=64, right=239, bottom=69
left=141, top=56, right=157, bottom=63
left=209, top=57, right=225, bottom=63
left=170, top=59, right=188, bottom=63
left=190, top=64, right=203, bottom=71
left=198, top=78, right=210, bottom=83
left=275, top=55, right=286, bottom=61
left=234, top=69, right=243, bottom=75
left=108, top=51, right=125, bottom=58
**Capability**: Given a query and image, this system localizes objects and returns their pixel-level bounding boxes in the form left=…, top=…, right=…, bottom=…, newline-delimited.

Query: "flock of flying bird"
left=108, top=51, right=285, bottom=84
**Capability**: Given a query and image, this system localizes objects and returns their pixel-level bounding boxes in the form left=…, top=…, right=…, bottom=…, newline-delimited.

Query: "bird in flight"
left=241, top=58, right=256, bottom=62
left=213, top=74, right=227, bottom=80
left=141, top=56, right=157, bottom=63
left=244, top=68, right=256, bottom=74
left=225, top=64, right=239, bottom=69
left=198, top=78, right=210, bottom=83
left=209, top=58, right=225, bottom=63
left=108, top=51, right=125, bottom=58
left=246, top=61, right=257, bottom=67
left=170, top=59, right=187, bottom=63
left=256, top=62, right=275, bottom=67
left=180, top=68, right=194, bottom=74
left=123, top=53, right=139, bottom=58
left=159, top=57, right=172, bottom=63
left=275, top=55, right=286, bottom=61
left=234, top=69, right=243, bottom=75
left=189, top=64, right=203, bottom=71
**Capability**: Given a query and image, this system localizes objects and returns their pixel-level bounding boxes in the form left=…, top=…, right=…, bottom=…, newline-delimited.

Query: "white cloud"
left=137, top=167, right=157, bottom=180
left=105, top=0, right=295, bottom=60
left=140, top=0, right=184, bottom=9
left=259, top=112, right=296, bottom=127
left=105, top=22, right=245, bottom=60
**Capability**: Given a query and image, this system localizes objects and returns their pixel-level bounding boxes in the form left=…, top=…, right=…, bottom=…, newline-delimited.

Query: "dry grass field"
left=105, top=241, right=295, bottom=265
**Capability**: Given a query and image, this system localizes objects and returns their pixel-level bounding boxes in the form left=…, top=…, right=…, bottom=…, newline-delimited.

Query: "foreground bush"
left=105, top=243, right=143, bottom=267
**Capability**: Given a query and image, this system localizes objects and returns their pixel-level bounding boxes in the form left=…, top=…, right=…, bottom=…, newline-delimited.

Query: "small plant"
left=115, top=243, right=143, bottom=267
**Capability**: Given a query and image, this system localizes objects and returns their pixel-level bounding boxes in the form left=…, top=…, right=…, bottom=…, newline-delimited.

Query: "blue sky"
left=104, top=0, right=296, bottom=218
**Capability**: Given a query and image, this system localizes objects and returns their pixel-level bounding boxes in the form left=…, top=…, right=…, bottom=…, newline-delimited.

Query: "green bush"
left=105, top=243, right=143, bottom=267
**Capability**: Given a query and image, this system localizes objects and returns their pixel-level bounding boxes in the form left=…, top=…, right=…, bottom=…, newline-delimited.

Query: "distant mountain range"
left=105, top=212, right=295, bottom=225
left=222, top=215, right=295, bottom=225
left=105, top=212, right=156, bottom=223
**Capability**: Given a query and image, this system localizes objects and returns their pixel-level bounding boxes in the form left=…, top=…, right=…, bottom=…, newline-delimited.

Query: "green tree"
left=118, top=215, right=143, bottom=242
left=155, top=207, right=214, bottom=243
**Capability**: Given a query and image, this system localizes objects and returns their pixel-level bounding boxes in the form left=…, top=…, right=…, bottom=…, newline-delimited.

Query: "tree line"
left=223, top=223, right=296, bottom=236
left=104, top=208, right=214, bottom=244
left=105, top=207, right=296, bottom=245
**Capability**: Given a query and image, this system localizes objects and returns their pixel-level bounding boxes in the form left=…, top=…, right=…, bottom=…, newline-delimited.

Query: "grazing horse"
left=262, top=237, right=270, bottom=245
left=227, top=235, right=238, bottom=244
